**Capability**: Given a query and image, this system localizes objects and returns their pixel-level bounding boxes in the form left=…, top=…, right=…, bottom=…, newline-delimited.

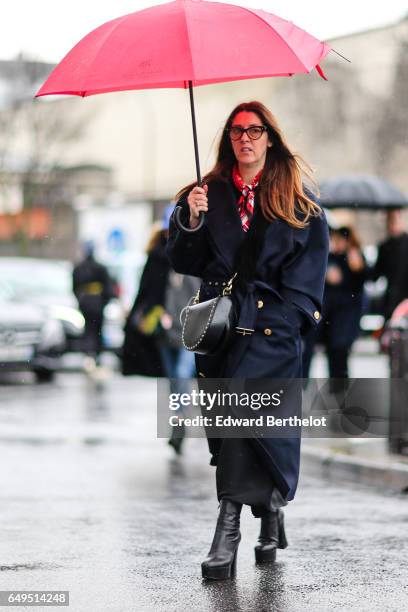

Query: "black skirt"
left=215, top=437, right=287, bottom=517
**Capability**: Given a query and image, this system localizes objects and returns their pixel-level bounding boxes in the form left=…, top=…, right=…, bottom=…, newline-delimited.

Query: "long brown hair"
left=146, top=222, right=166, bottom=254
left=176, top=101, right=321, bottom=229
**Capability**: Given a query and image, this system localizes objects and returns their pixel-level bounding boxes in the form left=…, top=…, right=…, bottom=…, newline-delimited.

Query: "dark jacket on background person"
left=302, top=246, right=368, bottom=380
left=167, top=178, right=329, bottom=503
left=122, top=231, right=170, bottom=377
left=321, top=251, right=368, bottom=349
left=72, top=254, right=115, bottom=316
left=371, top=232, right=408, bottom=320
left=73, top=253, right=116, bottom=359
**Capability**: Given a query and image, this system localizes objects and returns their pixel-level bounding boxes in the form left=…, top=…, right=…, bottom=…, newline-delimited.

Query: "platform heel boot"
left=201, top=500, right=242, bottom=580
left=254, top=509, right=288, bottom=564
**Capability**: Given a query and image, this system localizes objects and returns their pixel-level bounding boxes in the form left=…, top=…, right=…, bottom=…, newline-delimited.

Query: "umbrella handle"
left=174, top=206, right=205, bottom=233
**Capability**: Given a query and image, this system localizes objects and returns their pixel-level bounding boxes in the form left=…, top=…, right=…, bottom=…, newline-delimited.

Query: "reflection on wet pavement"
left=0, top=373, right=407, bottom=611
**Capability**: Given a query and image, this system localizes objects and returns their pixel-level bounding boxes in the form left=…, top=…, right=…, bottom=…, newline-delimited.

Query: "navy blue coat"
left=167, top=178, right=329, bottom=501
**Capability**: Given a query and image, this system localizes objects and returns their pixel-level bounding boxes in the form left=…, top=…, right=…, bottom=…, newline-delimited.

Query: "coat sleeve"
left=349, top=254, right=369, bottom=293
left=280, top=211, right=329, bottom=329
left=166, top=194, right=211, bottom=277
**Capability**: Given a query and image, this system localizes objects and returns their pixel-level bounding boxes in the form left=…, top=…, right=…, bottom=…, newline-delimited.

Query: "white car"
left=0, top=284, right=65, bottom=382
left=0, top=258, right=125, bottom=355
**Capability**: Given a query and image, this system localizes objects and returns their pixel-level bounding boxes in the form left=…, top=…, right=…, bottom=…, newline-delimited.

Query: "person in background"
left=159, top=269, right=198, bottom=381
left=73, top=241, right=117, bottom=369
left=371, top=209, right=408, bottom=321
left=159, top=205, right=201, bottom=454
left=302, top=225, right=367, bottom=383
left=121, top=222, right=170, bottom=378
left=121, top=208, right=199, bottom=409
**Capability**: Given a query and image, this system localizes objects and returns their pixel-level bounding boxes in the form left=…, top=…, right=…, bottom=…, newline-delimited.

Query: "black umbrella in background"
left=320, top=175, right=408, bottom=210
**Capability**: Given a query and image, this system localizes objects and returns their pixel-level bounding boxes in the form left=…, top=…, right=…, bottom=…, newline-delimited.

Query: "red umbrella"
left=36, top=0, right=331, bottom=231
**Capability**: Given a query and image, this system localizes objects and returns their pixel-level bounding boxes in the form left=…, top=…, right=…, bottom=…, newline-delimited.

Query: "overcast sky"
left=1, top=0, right=407, bottom=63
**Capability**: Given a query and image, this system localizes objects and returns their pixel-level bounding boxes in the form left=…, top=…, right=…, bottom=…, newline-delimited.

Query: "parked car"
left=0, top=258, right=125, bottom=354
left=0, top=284, right=64, bottom=382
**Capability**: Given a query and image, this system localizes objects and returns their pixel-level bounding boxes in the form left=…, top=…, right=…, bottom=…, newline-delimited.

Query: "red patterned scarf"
left=232, top=165, right=262, bottom=232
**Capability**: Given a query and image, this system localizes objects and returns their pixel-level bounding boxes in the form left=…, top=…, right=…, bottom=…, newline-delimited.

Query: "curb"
left=301, top=445, right=408, bottom=492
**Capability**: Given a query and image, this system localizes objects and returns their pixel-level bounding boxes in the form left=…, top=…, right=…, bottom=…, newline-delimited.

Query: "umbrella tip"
left=331, top=47, right=352, bottom=63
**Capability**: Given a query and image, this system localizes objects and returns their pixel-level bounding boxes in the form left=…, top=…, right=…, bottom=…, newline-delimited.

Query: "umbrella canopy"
left=320, top=176, right=408, bottom=210
left=36, top=0, right=331, bottom=232
left=36, top=0, right=330, bottom=97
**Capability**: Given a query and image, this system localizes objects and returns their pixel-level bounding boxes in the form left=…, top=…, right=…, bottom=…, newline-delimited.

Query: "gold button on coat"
left=313, top=311, right=320, bottom=320
left=257, top=300, right=264, bottom=309
left=264, top=328, right=272, bottom=336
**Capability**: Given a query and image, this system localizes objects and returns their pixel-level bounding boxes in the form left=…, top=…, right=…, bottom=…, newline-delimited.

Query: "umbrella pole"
left=174, top=80, right=204, bottom=233
left=188, top=80, right=202, bottom=186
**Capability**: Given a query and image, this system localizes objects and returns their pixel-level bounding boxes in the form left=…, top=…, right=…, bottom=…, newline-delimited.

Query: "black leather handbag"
left=180, top=274, right=237, bottom=355
left=179, top=206, right=267, bottom=356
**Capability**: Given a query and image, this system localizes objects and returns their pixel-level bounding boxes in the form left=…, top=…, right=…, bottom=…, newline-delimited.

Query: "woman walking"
left=167, top=101, right=329, bottom=579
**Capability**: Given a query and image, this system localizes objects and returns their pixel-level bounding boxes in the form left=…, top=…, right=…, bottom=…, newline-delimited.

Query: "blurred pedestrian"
left=121, top=223, right=169, bottom=377
left=167, top=101, right=329, bottom=580
left=160, top=264, right=200, bottom=454
left=122, top=207, right=199, bottom=453
left=302, top=225, right=368, bottom=383
left=371, top=209, right=408, bottom=321
left=159, top=206, right=200, bottom=383
left=73, top=241, right=116, bottom=368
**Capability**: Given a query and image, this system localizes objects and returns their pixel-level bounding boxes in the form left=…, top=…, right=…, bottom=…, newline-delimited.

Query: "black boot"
left=168, top=435, right=183, bottom=455
left=201, top=500, right=242, bottom=580
left=254, top=509, right=288, bottom=564
left=168, top=419, right=185, bottom=455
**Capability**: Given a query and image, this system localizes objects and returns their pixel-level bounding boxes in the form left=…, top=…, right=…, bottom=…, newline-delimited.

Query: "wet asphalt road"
left=0, top=371, right=407, bottom=612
